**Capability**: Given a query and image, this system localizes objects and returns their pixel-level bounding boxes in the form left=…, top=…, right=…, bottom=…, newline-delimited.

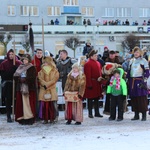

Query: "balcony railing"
left=32, top=25, right=150, bottom=35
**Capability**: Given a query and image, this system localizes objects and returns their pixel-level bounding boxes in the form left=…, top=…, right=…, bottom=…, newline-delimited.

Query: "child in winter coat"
left=107, top=68, right=127, bottom=121
left=64, top=63, right=86, bottom=125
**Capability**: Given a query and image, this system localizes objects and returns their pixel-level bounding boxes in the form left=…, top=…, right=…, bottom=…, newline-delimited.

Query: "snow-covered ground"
left=0, top=107, right=150, bottom=150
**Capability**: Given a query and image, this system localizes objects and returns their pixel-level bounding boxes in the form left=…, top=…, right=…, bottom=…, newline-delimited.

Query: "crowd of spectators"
left=48, top=18, right=150, bottom=26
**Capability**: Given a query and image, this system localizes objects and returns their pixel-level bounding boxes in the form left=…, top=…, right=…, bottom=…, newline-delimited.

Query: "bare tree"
left=21, top=34, right=30, bottom=53
left=0, top=33, right=12, bottom=55
left=122, top=33, right=140, bottom=52
left=64, top=36, right=80, bottom=58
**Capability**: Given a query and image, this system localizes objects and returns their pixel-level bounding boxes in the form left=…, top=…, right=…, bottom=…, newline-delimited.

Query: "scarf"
left=71, top=72, right=79, bottom=78
left=109, top=76, right=120, bottom=90
left=14, top=63, right=33, bottom=95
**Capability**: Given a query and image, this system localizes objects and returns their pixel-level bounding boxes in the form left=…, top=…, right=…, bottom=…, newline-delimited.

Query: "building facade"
left=0, top=0, right=150, bottom=57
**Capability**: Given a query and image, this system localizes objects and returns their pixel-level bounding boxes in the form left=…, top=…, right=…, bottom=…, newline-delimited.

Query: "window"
left=20, top=6, right=39, bottom=16
left=102, top=8, right=114, bottom=17
left=139, top=8, right=150, bottom=17
left=82, top=7, right=94, bottom=16
left=8, top=5, right=16, bottom=16
left=116, top=8, right=132, bottom=17
left=47, top=6, right=60, bottom=16
left=63, top=0, right=78, bottom=6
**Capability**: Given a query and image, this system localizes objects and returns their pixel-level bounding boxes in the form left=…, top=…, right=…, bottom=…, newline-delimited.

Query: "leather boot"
left=7, top=113, right=12, bottom=123
left=141, top=112, right=146, bottom=121
left=131, top=112, right=139, bottom=120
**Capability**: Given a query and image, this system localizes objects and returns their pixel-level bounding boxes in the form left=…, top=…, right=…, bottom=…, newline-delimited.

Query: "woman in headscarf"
left=14, top=54, right=36, bottom=125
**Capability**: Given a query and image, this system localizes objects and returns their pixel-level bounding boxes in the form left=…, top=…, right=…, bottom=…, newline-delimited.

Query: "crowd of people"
left=0, top=45, right=150, bottom=126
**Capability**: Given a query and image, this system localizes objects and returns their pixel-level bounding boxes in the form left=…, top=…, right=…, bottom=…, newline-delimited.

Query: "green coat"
left=107, top=68, right=127, bottom=96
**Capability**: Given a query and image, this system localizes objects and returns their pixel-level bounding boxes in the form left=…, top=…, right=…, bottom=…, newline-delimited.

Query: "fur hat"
left=18, top=50, right=25, bottom=55
left=102, top=63, right=122, bottom=75
left=22, top=54, right=31, bottom=62
left=88, top=50, right=98, bottom=58
left=132, top=46, right=143, bottom=56
left=42, top=56, right=56, bottom=68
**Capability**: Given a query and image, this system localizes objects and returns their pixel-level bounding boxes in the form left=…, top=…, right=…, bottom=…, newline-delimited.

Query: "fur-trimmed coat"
left=64, top=73, right=86, bottom=97
left=38, top=65, right=59, bottom=101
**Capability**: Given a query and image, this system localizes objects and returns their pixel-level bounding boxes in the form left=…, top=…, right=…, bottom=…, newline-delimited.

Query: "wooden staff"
left=42, top=18, right=45, bottom=55
left=12, top=35, right=16, bottom=122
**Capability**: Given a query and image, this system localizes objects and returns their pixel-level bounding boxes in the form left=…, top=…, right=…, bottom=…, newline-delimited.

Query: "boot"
left=88, top=99, right=93, bottom=118
left=141, top=112, right=146, bottom=121
left=7, top=113, right=12, bottom=123
left=131, top=112, right=139, bottom=120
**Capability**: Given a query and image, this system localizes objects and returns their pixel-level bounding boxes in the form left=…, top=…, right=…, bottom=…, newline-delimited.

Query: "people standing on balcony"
left=55, top=18, right=59, bottom=25
left=125, top=19, right=130, bottom=25
left=14, top=54, right=36, bottom=125
left=143, top=20, right=147, bottom=26
left=103, top=50, right=120, bottom=115
left=135, top=21, right=138, bottom=26
left=50, top=20, right=54, bottom=25
left=56, top=50, right=73, bottom=91
left=64, top=63, right=86, bottom=125
left=147, top=19, right=150, bottom=25
left=127, top=46, right=149, bottom=121
left=87, top=19, right=91, bottom=25
left=0, top=49, right=21, bottom=122
left=83, top=19, right=86, bottom=25
left=83, top=42, right=93, bottom=57
left=84, top=50, right=103, bottom=118
left=38, top=56, right=59, bottom=124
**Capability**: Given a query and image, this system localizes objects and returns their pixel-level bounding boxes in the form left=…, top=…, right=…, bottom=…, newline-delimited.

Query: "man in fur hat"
left=84, top=50, right=103, bottom=118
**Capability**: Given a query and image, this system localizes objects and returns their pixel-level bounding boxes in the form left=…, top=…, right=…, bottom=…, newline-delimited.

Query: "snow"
left=0, top=107, right=150, bottom=150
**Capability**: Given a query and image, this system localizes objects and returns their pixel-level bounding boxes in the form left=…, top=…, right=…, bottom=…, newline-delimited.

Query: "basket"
left=64, top=91, right=80, bottom=102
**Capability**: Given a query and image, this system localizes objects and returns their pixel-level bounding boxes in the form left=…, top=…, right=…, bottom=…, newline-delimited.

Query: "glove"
left=78, top=94, right=83, bottom=99
left=88, top=86, right=93, bottom=90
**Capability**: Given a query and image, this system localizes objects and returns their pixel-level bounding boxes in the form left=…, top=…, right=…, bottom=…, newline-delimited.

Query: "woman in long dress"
left=14, top=54, right=36, bottom=125
left=38, top=57, right=59, bottom=124
left=64, top=63, right=86, bottom=125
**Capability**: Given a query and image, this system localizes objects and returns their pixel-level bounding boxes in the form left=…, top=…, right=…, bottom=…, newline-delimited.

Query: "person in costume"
left=0, top=49, right=21, bottom=122
left=38, top=57, right=59, bottom=124
left=84, top=50, right=103, bottom=118
left=56, top=50, right=73, bottom=91
left=64, top=63, right=86, bottom=125
left=107, top=68, right=127, bottom=121
left=14, top=54, right=36, bottom=125
left=127, top=46, right=149, bottom=121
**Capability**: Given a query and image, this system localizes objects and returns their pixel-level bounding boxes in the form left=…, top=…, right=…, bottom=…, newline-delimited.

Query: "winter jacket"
left=107, top=68, right=127, bottom=96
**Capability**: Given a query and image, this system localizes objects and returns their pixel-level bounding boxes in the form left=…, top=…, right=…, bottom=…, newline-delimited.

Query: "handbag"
left=64, top=91, right=80, bottom=102
left=44, top=93, right=51, bottom=100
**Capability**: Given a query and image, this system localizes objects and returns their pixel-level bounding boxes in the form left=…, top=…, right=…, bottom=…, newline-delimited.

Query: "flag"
left=29, top=22, right=34, bottom=55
